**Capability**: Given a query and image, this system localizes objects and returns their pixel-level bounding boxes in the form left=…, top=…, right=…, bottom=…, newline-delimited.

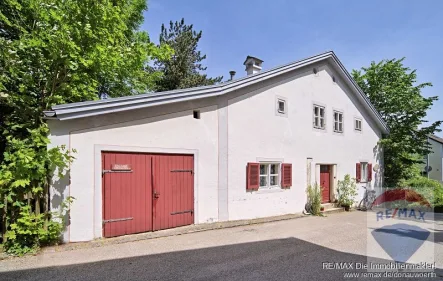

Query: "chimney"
left=244, top=56, right=263, bottom=75
left=229, top=70, right=236, bottom=81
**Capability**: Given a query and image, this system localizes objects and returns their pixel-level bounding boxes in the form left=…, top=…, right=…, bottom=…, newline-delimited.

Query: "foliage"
left=4, top=196, right=74, bottom=256
left=352, top=58, right=442, bottom=187
left=306, top=183, right=322, bottom=216
left=152, top=18, right=223, bottom=92
left=337, top=174, right=358, bottom=207
left=400, top=176, right=443, bottom=208
left=0, top=0, right=172, bottom=253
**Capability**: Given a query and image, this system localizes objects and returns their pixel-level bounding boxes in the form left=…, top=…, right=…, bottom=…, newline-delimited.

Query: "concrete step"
left=320, top=203, right=336, bottom=211
left=321, top=207, right=345, bottom=215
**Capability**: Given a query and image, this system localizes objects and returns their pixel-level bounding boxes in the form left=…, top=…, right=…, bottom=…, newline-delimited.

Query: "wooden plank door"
left=152, top=154, right=194, bottom=231
left=102, top=152, right=153, bottom=237
left=320, top=165, right=331, bottom=203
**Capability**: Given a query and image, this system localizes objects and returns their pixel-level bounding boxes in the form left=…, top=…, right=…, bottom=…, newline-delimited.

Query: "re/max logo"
left=376, top=208, right=425, bottom=221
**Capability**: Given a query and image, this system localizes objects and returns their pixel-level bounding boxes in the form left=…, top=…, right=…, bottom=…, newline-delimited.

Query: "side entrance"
left=102, top=152, right=194, bottom=238
left=320, top=165, right=331, bottom=203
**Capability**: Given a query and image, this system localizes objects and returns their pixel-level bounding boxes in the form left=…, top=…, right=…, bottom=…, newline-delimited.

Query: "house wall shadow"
left=0, top=237, right=440, bottom=281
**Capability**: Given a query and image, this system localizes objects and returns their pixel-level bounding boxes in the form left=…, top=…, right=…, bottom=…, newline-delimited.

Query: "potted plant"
left=337, top=174, right=358, bottom=211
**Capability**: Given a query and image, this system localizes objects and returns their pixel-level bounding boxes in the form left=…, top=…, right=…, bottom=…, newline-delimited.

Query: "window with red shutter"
left=367, top=163, right=373, bottom=182
left=281, top=163, right=292, bottom=188
left=356, top=163, right=361, bottom=183
left=246, top=163, right=260, bottom=190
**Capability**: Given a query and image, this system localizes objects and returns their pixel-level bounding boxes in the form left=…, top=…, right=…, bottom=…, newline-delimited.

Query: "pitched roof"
left=45, top=51, right=389, bottom=134
left=430, top=135, right=443, bottom=144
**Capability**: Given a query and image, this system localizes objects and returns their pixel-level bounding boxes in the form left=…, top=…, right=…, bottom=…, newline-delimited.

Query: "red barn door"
left=102, top=152, right=194, bottom=238
left=102, top=152, right=153, bottom=238
left=152, top=154, right=194, bottom=231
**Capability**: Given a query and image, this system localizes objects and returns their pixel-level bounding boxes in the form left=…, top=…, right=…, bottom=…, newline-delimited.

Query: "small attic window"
left=275, top=96, right=288, bottom=117
left=193, top=110, right=200, bottom=119
left=278, top=99, right=286, bottom=113
left=313, top=68, right=318, bottom=75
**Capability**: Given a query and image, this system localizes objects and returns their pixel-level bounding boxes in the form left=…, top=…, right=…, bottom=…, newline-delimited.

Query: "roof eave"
left=49, top=51, right=389, bottom=135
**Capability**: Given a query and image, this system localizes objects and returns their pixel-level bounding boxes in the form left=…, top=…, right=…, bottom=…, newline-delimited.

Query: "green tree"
left=153, top=18, right=222, bottom=92
left=0, top=0, right=171, bottom=254
left=352, top=58, right=442, bottom=187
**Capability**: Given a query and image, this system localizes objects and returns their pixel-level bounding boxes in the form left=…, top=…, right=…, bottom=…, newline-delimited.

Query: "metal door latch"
left=153, top=190, right=160, bottom=198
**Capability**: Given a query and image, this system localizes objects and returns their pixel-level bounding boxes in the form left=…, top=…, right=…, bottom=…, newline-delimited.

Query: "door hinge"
left=102, top=170, right=133, bottom=176
left=170, top=210, right=194, bottom=215
left=170, top=169, right=193, bottom=175
left=103, top=217, right=133, bottom=224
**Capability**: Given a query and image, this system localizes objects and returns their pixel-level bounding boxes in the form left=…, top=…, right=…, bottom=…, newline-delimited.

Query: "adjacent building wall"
left=428, top=138, right=443, bottom=182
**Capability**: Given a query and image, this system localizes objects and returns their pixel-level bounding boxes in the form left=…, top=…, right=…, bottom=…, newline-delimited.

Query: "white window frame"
left=355, top=118, right=362, bottom=132
left=259, top=162, right=281, bottom=189
left=275, top=96, right=288, bottom=117
left=360, top=162, right=368, bottom=183
left=313, top=105, right=326, bottom=130
left=333, top=110, right=344, bottom=133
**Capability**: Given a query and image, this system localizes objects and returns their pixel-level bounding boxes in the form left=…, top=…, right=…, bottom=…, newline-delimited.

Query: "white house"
left=425, top=135, right=443, bottom=182
left=45, top=51, right=389, bottom=242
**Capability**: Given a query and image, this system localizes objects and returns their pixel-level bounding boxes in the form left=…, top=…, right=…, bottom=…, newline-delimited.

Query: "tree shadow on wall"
left=1, top=237, right=441, bottom=281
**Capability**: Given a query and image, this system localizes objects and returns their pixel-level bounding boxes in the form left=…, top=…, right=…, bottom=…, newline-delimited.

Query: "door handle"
left=154, top=190, right=160, bottom=198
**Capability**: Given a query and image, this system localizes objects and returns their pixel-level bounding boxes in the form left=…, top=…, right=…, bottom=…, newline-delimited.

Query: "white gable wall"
left=227, top=62, right=382, bottom=220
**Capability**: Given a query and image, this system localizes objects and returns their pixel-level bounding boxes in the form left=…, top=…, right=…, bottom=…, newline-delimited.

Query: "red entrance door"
left=320, top=165, right=331, bottom=203
left=152, top=154, right=194, bottom=231
left=102, top=152, right=194, bottom=238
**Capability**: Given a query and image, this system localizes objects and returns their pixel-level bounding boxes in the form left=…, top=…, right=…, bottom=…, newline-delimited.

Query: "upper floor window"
left=333, top=111, right=343, bottom=133
left=313, top=105, right=325, bottom=130
left=355, top=118, right=362, bottom=131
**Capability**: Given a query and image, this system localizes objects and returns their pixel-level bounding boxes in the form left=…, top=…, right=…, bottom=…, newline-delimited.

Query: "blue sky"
left=141, top=0, right=443, bottom=136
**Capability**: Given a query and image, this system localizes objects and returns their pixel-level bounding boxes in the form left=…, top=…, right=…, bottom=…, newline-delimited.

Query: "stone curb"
left=1, top=212, right=310, bottom=260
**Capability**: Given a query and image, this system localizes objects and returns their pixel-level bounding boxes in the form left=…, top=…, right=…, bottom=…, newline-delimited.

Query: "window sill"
left=256, top=188, right=285, bottom=194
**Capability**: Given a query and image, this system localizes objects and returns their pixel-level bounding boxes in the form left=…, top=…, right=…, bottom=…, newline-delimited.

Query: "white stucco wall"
left=48, top=61, right=384, bottom=242
left=48, top=103, right=219, bottom=242
left=428, top=138, right=443, bottom=182
left=226, top=63, right=382, bottom=220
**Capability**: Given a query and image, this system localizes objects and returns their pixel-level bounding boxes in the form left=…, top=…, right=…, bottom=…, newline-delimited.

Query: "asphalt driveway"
left=1, top=211, right=442, bottom=281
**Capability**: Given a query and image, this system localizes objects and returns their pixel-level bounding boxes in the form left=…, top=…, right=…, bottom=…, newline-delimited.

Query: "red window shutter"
left=281, top=163, right=292, bottom=188
left=367, top=163, right=373, bottom=182
left=356, top=163, right=361, bottom=183
left=247, top=163, right=260, bottom=191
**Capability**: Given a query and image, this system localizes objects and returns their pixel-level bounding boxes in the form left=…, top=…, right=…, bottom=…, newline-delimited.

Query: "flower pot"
left=343, top=205, right=350, bottom=211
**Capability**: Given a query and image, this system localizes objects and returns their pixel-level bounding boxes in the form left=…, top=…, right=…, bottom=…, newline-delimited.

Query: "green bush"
left=307, top=183, right=322, bottom=216
left=4, top=197, right=74, bottom=256
left=337, top=174, right=358, bottom=208
left=400, top=177, right=443, bottom=208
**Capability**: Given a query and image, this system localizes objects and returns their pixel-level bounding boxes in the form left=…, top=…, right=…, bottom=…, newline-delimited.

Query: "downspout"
left=427, top=137, right=430, bottom=179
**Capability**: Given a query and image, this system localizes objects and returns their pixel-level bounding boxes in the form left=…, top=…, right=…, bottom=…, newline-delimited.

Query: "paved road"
left=1, top=211, right=442, bottom=281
